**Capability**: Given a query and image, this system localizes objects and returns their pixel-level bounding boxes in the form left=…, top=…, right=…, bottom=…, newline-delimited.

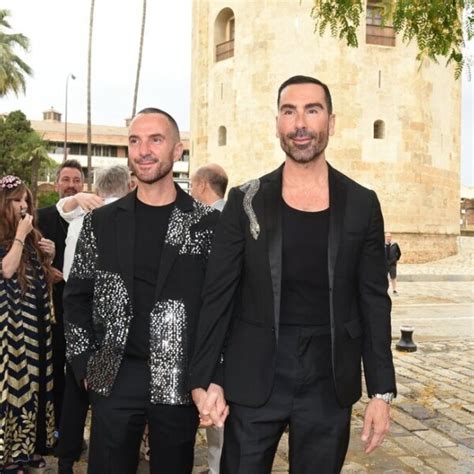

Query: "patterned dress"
left=0, top=245, right=55, bottom=467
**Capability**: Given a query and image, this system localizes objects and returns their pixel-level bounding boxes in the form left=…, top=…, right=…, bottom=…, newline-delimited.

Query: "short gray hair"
left=95, top=165, right=130, bottom=198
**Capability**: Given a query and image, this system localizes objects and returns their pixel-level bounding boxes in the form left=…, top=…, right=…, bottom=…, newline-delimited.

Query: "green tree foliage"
left=0, top=111, right=56, bottom=191
left=17, top=137, right=52, bottom=201
left=0, top=9, right=32, bottom=96
left=37, top=191, right=59, bottom=209
left=310, top=0, right=473, bottom=78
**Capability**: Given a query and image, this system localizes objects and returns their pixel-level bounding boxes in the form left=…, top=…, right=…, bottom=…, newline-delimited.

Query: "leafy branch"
left=309, top=0, right=473, bottom=78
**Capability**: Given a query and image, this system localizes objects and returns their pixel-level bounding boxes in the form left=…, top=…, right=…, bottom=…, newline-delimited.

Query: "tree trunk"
left=132, top=0, right=147, bottom=118
left=87, top=0, right=95, bottom=191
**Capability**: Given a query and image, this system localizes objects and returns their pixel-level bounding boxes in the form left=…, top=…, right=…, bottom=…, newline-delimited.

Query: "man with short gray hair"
left=190, top=163, right=228, bottom=474
left=190, top=163, right=228, bottom=212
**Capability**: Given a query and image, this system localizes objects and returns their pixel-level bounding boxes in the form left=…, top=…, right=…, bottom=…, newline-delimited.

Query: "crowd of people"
left=0, top=75, right=397, bottom=474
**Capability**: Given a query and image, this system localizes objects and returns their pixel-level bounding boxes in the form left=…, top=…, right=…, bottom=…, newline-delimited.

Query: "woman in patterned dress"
left=0, top=176, right=56, bottom=474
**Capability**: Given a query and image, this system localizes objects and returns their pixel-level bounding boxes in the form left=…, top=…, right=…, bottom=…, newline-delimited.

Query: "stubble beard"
left=130, top=156, right=173, bottom=185
left=280, top=128, right=329, bottom=164
left=60, top=188, right=79, bottom=198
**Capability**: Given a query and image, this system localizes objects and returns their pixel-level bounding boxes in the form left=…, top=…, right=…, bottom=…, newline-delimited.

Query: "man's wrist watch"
left=371, top=392, right=394, bottom=404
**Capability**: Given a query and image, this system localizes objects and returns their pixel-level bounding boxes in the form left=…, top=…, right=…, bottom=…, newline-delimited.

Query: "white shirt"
left=58, top=196, right=118, bottom=281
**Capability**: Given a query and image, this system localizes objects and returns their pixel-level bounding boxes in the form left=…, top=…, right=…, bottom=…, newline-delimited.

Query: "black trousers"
left=55, top=363, right=89, bottom=462
left=222, top=325, right=351, bottom=474
left=51, top=318, right=66, bottom=429
left=88, top=357, right=199, bottom=474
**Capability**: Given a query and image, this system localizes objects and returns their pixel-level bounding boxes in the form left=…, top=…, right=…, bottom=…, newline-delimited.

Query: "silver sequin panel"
left=149, top=299, right=191, bottom=405
left=69, top=212, right=97, bottom=279
left=86, top=270, right=133, bottom=396
left=165, top=202, right=214, bottom=256
left=65, top=324, right=97, bottom=361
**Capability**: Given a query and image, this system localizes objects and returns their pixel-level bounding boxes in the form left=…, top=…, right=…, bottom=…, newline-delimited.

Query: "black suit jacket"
left=37, top=204, right=68, bottom=321
left=64, top=187, right=220, bottom=404
left=189, top=164, right=396, bottom=408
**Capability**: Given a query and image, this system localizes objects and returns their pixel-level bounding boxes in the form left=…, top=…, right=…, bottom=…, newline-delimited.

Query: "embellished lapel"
left=153, top=186, right=194, bottom=301
left=116, top=191, right=136, bottom=301
left=263, top=166, right=284, bottom=337
left=327, top=165, right=347, bottom=291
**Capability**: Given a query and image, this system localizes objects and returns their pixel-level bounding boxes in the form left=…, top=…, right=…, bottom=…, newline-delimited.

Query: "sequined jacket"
left=189, top=164, right=396, bottom=408
left=64, top=187, right=220, bottom=404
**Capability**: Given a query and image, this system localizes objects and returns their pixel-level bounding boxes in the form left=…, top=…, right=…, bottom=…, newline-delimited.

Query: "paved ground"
left=398, top=236, right=474, bottom=281
left=43, top=238, right=474, bottom=473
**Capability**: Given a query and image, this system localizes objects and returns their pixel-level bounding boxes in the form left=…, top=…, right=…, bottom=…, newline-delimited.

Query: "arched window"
left=218, top=126, right=227, bottom=146
left=215, top=8, right=235, bottom=62
left=373, top=120, right=385, bottom=139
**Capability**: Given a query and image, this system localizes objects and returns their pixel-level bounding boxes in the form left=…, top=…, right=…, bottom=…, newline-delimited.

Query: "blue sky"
left=2, top=0, right=472, bottom=186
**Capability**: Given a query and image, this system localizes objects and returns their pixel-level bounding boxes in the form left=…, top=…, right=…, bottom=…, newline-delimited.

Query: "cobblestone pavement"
left=42, top=240, right=473, bottom=473
left=398, top=236, right=474, bottom=279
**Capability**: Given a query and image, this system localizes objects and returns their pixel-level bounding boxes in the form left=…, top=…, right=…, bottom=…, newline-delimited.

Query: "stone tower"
left=190, top=0, right=461, bottom=262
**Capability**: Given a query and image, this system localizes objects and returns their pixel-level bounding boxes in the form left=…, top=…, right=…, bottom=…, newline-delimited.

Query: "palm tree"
left=86, top=0, right=95, bottom=191
left=0, top=9, right=32, bottom=96
left=132, top=0, right=147, bottom=117
left=28, top=144, right=52, bottom=203
left=17, top=136, right=52, bottom=203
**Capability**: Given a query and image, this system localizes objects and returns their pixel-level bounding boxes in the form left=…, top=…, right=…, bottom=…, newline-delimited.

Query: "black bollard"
left=396, top=325, right=417, bottom=352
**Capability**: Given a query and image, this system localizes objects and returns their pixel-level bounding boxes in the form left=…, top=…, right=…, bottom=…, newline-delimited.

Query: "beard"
left=61, top=188, right=79, bottom=198
left=280, top=127, right=329, bottom=164
left=130, top=155, right=173, bottom=185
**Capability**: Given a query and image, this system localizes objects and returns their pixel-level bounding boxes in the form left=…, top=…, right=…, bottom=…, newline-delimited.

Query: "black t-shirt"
left=125, top=198, right=174, bottom=359
left=280, top=199, right=330, bottom=326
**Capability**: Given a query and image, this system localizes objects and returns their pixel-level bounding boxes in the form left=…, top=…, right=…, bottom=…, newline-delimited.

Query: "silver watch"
left=372, top=392, right=394, bottom=404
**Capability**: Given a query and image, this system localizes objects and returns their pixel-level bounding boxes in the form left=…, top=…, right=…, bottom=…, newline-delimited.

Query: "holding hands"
left=192, top=383, right=229, bottom=428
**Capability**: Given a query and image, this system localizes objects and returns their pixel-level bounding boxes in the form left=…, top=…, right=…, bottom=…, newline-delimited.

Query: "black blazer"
left=189, top=164, right=396, bottom=408
left=37, top=204, right=69, bottom=320
left=37, top=205, right=68, bottom=271
left=64, top=187, right=220, bottom=404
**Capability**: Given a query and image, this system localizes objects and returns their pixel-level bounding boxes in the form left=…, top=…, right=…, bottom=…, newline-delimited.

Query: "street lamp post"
left=63, top=73, right=76, bottom=161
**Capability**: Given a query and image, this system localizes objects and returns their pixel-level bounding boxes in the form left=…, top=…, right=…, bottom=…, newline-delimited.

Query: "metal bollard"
left=396, top=325, right=417, bottom=352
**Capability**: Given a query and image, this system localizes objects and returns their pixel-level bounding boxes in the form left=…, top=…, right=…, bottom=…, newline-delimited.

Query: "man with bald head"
left=64, top=108, right=220, bottom=473
left=190, top=163, right=228, bottom=474
left=190, top=163, right=228, bottom=211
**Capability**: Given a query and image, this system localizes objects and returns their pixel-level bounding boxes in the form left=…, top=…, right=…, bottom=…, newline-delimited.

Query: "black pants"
left=222, top=325, right=351, bottom=474
left=88, top=357, right=199, bottom=474
left=55, top=363, right=89, bottom=462
left=51, top=319, right=66, bottom=429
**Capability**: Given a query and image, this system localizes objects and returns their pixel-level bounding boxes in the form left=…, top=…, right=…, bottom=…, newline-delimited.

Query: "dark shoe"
left=57, top=458, right=74, bottom=474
